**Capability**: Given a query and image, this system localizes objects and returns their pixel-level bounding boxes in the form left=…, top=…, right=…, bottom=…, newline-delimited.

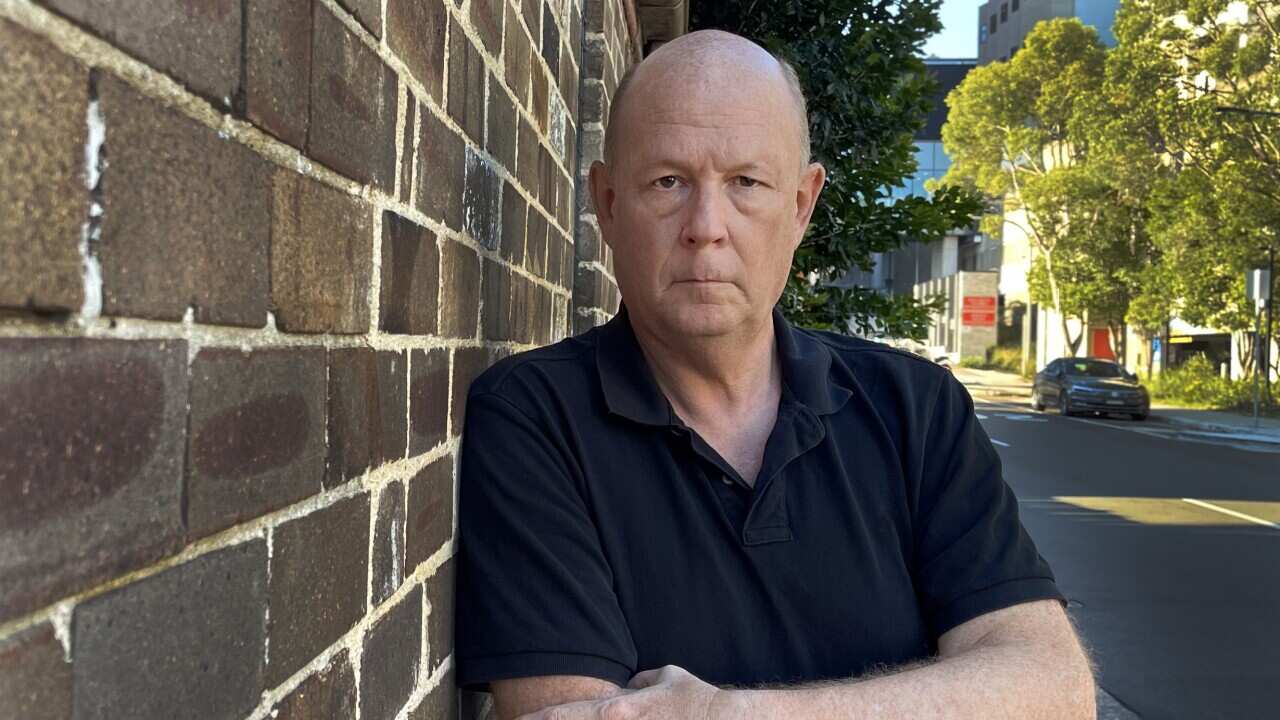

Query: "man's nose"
left=680, top=184, right=729, bottom=248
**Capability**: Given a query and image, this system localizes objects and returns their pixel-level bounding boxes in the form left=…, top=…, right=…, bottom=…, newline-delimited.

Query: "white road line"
left=990, top=438, right=1011, bottom=447
left=1182, top=498, right=1280, bottom=530
left=975, top=413, right=990, bottom=420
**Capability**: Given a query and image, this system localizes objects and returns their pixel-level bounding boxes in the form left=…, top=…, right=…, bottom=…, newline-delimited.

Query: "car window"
left=1063, top=360, right=1124, bottom=378
left=1045, top=360, right=1060, bottom=374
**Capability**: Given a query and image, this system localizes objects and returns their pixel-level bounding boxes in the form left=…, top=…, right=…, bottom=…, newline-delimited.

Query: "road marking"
left=1182, top=498, right=1280, bottom=530
left=995, top=413, right=1048, bottom=423
left=975, top=413, right=989, bottom=420
left=990, top=438, right=1011, bottom=447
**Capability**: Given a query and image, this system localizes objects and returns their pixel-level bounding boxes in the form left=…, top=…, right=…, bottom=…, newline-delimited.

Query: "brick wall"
left=0, top=1, right=636, bottom=718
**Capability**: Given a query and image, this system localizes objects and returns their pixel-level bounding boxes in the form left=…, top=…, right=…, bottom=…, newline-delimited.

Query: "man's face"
left=590, top=62, right=825, bottom=340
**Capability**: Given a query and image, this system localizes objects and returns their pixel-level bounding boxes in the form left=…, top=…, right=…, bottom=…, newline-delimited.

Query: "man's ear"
left=792, top=162, right=826, bottom=250
left=588, top=160, right=616, bottom=250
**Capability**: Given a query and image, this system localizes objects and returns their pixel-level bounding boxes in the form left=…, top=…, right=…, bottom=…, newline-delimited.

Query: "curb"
left=1157, top=415, right=1280, bottom=445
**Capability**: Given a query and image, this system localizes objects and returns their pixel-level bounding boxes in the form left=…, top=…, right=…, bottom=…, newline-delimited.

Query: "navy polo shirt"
left=454, top=306, right=1062, bottom=692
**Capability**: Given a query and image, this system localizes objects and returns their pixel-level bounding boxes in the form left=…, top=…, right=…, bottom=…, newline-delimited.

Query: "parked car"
left=1031, top=357, right=1150, bottom=421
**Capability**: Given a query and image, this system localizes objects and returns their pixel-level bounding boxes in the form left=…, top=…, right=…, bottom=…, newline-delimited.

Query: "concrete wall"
left=0, top=1, right=639, bottom=718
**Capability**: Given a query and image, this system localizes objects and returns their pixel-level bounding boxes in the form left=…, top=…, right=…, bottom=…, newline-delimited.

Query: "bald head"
left=602, top=30, right=811, bottom=169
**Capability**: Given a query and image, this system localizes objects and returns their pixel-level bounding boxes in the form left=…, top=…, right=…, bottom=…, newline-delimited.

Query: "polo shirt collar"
left=595, top=304, right=852, bottom=426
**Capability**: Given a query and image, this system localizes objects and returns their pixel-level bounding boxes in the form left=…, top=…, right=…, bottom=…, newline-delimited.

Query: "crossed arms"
left=493, top=599, right=1095, bottom=720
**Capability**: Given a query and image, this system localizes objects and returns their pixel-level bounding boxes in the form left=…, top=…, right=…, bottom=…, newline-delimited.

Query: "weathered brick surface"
left=400, top=99, right=418, bottom=203
left=186, top=348, right=327, bottom=539
left=447, top=18, right=485, bottom=145
left=500, top=181, right=528, bottom=265
left=439, top=239, right=481, bottom=339
left=360, top=585, right=422, bottom=720
left=425, top=555, right=456, bottom=673
left=450, top=347, right=491, bottom=433
left=0, top=338, right=186, bottom=622
left=521, top=0, right=541, bottom=46
left=504, top=5, right=532, bottom=108
left=417, top=109, right=467, bottom=230
left=271, top=170, right=373, bottom=334
left=0, top=20, right=86, bottom=313
left=72, top=541, right=267, bottom=720
left=326, top=349, right=408, bottom=487
left=525, top=208, right=549, bottom=276
left=372, top=480, right=407, bottom=606
left=409, top=348, right=450, bottom=455
left=541, top=4, right=561, bottom=78
left=407, top=456, right=455, bottom=572
left=43, top=0, right=240, bottom=105
left=336, top=0, right=382, bottom=38
left=267, top=494, right=370, bottom=686
left=0, top=623, right=71, bottom=720
left=245, top=0, right=312, bottom=148
left=270, top=650, right=356, bottom=720
left=517, top=117, right=542, bottom=200
left=98, top=75, right=270, bottom=326
left=410, top=669, right=460, bottom=720
left=310, top=3, right=397, bottom=190
left=464, top=147, right=503, bottom=251
left=380, top=211, right=441, bottom=335
left=388, top=0, right=448, bottom=100
left=482, top=258, right=512, bottom=341
left=486, top=83, right=519, bottom=172
left=531, top=56, right=550, bottom=132
left=469, top=0, right=504, bottom=55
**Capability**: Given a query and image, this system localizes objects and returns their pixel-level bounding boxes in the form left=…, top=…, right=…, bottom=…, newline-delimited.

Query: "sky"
left=920, top=0, right=979, bottom=59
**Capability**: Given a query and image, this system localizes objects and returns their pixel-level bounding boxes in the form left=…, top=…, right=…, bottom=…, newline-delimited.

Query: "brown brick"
left=585, top=0, right=604, bottom=32
left=361, top=585, right=422, bottom=720
left=0, top=20, right=86, bottom=313
left=522, top=0, right=541, bottom=47
left=43, top=0, right=239, bottom=105
left=517, top=117, right=541, bottom=200
left=464, top=146, right=503, bottom=251
left=425, top=556, right=456, bottom=673
left=310, top=3, right=397, bottom=190
left=469, top=0, right=504, bottom=55
left=371, top=480, right=406, bottom=607
left=525, top=208, right=548, bottom=276
left=270, top=170, right=373, bottom=333
left=399, top=98, right=417, bottom=203
left=97, top=75, right=270, bottom=326
left=486, top=81, right=518, bottom=172
left=186, top=347, right=326, bottom=539
left=245, top=0, right=311, bottom=148
left=541, top=5, right=561, bottom=78
left=560, top=47, right=579, bottom=124
left=267, top=494, right=370, bottom=686
left=509, top=274, right=529, bottom=343
left=450, top=347, right=491, bottom=432
left=546, top=229, right=563, bottom=287
left=406, top=456, right=454, bottom=572
left=503, top=4, right=531, bottom=108
left=0, top=339, right=186, bottom=622
left=0, top=623, right=71, bottom=720
left=538, top=143, right=559, bottom=213
left=72, top=541, right=267, bottom=720
left=380, top=211, right=440, bottom=335
left=439, top=239, right=481, bottom=338
left=271, top=650, right=356, bottom=720
left=388, top=0, right=448, bottom=101
left=534, top=282, right=553, bottom=344
left=500, top=181, right=528, bottom=265
left=417, top=110, right=466, bottom=230
left=336, top=0, right=381, bottom=38
left=569, top=1, right=583, bottom=69
left=482, top=258, right=511, bottom=341
left=561, top=237, right=576, bottom=290
left=409, top=348, right=450, bottom=455
left=409, top=669, right=460, bottom=720
left=326, top=349, right=408, bottom=487
left=447, top=18, right=485, bottom=145
left=531, top=54, right=550, bottom=132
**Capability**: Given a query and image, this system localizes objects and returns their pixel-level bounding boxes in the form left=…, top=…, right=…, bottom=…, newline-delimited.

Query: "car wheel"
left=1131, top=412, right=1148, bottom=421
left=1058, top=392, right=1073, bottom=417
left=1030, top=388, right=1045, bottom=412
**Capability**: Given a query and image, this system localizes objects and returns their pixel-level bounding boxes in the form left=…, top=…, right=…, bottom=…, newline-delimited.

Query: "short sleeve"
left=455, top=391, right=637, bottom=692
left=912, top=372, right=1065, bottom=638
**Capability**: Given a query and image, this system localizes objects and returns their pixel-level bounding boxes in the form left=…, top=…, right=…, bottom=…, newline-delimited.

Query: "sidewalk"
left=951, top=367, right=1280, bottom=445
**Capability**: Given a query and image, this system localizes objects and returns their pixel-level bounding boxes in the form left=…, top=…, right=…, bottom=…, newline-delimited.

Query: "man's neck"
left=628, top=311, right=782, bottom=426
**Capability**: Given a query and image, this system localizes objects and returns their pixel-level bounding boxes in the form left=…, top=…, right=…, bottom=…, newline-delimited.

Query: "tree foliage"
left=690, top=1, right=982, bottom=338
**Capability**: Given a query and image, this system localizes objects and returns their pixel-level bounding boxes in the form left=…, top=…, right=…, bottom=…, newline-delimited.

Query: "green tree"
left=940, top=19, right=1112, bottom=356
left=690, top=1, right=982, bottom=338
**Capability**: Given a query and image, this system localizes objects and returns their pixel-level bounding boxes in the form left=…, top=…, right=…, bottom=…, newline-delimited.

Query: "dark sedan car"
left=1031, top=357, right=1150, bottom=420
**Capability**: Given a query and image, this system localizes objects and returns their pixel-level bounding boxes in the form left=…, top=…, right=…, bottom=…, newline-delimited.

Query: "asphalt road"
left=975, top=399, right=1280, bottom=719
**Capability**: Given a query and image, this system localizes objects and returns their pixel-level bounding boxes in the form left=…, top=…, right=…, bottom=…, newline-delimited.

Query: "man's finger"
left=514, top=697, right=600, bottom=720
left=627, top=664, right=681, bottom=689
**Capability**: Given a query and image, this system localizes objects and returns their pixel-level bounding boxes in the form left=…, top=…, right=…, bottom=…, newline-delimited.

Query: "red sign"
left=961, top=296, right=997, bottom=326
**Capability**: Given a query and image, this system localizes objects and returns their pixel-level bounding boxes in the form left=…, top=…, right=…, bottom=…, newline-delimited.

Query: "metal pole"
left=1254, top=305, right=1262, bottom=428
left=1267, top=246, right=1275, bottom=409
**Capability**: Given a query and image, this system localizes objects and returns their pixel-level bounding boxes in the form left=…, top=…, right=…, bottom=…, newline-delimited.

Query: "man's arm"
left=492, top=675, right=624, bottom=720
left=513, top=599, right=1094, bottom=720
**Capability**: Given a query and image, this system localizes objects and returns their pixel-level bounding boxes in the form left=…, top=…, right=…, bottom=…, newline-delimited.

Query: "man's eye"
left=735, top=176, right=760, bottom=188
left=654, top=176, right=680, bottom=189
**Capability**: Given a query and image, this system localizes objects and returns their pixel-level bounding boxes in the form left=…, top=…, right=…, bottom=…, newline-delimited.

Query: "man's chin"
left=662, top=304, right=750, bottom=338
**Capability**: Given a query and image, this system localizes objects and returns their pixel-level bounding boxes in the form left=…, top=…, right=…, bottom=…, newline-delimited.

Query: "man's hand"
left=514, top=665, right=731, bottom=720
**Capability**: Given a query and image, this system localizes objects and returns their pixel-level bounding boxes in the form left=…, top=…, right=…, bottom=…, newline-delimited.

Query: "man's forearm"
left=716, top=640, right=1095, bottom=719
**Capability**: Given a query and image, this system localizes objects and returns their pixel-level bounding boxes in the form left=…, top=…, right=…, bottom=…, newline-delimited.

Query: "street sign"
left=961, top=295, right=997, bottom=326
left=1246, top=268, right=1271, bottom=302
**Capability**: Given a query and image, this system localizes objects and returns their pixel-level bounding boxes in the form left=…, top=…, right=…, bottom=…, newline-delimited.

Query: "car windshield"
left=1063, top=360, right=1124, bottom=378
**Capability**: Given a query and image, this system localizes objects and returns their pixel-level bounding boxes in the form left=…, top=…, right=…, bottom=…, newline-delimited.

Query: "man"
left=455, top=30, right=1095, bottom=720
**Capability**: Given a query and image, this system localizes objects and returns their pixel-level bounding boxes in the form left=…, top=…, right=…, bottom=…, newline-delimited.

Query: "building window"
left=990, top=14, right=997, bottom=34
left=1012, top=0, right=1020, bottom=11
left=980, top=25, right=989, bottom=43
left=1001, top=3, right=1008, bottom=22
